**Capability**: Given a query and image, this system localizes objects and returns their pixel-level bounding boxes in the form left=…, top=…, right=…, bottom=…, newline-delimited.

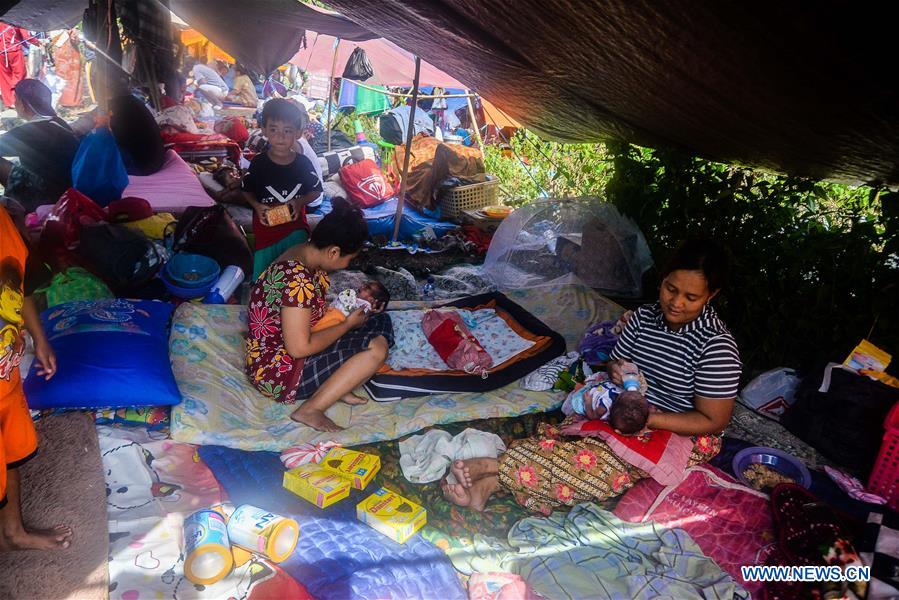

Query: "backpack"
left=781, top=364, right=899, bottom=476
left=77, top=224, right=162, bottom=292
left=339, top=159, right=394, bottom=209
left=170, top=204, right=252, bottom=276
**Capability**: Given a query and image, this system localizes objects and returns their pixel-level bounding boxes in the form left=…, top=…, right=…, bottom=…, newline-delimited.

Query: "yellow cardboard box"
left=319, top=448, right=381, bottom=490
left=283, top=464, right=351, bottom=509
left=356, top=488, right=427, bottom=544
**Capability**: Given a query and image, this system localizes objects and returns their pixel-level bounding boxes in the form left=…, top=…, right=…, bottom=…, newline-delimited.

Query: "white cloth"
left=399, top=428, right=506, bottom=484
left=520, top=351, right=580, bottom=391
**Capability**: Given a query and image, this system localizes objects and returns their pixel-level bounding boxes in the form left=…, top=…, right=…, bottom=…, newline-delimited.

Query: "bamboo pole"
left=326, top=38, right=340, bottom=152
left=390, top=56, right=422, bottom=244
left=466, top=92, right=486, bottom=161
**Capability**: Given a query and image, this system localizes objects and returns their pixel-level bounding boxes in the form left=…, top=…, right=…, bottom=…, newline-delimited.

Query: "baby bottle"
left=621, top=362, right=641, bottom=392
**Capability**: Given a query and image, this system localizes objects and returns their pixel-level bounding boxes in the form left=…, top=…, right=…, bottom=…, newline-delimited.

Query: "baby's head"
left=357, top=281, right=390, bottom=313
left=609, top=390, right=649, bottom=435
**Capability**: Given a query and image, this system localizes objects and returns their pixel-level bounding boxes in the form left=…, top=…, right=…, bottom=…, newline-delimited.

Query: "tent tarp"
left=0, top=0, right=377, bottom=79
left=169, top=0, right=376, bottom=77
left=291, top=33, right=463, bottom=88
left=324, top=0, right=899, bottom=185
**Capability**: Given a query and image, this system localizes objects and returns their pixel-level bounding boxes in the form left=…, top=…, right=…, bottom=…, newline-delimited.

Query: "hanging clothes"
left=53, top=30, right=84, bottom=107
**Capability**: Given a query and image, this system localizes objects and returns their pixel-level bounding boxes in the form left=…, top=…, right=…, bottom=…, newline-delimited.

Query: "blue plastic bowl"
left=164, top=253, right=220, bottom=289
left=161, top=270, right=216, bottom=299
left=733, top=446, right=812, bottom=490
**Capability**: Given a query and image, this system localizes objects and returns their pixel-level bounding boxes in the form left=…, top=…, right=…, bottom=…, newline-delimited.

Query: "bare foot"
left=450, top=459, right=473, bottom=488
left=339, top=392, right=369, bottom=406
left=290, top=405, right=343, bottom=432
left=0, top=525, right=73, bottom=551
left=441, top=474, right=497, bottom=512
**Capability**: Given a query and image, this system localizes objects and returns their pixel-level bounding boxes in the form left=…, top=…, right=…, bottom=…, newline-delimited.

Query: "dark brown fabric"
left=326, top=0, right=899, bottom=185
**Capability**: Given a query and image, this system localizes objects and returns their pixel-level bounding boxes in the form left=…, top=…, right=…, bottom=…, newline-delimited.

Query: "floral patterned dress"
left=498, top=421, right=721, bottom=515
left=245, top=260, right=329, bottom=403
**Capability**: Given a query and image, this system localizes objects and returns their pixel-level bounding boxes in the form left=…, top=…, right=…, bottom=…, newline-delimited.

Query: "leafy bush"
left=486, top=133, right=897, bottom=378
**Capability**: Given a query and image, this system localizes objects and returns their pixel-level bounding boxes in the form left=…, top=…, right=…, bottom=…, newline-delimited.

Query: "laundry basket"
left=867, top=401, right=899, bottom=511
left=439, top=177, right=500, bottom=221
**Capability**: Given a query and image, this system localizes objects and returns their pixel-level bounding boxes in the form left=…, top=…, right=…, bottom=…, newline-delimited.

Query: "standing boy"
left=243, top=99, right=323, bottom=280
left=0, top=203, right=69, bottom=551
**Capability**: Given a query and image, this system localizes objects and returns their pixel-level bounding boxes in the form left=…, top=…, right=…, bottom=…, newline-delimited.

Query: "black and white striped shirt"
left=610, top=303, right=742, bottom=413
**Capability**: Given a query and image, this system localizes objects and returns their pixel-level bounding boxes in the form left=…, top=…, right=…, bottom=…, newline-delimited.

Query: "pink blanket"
left=123, top=150, right=214, bottom=213
left=614, top=465, right=777, bottom=598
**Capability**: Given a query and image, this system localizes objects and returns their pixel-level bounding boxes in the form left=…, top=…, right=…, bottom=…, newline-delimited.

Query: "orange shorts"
left=0, top=371, right=39, bottom=509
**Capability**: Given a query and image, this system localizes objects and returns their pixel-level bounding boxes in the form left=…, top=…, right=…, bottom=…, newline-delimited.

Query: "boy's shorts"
left=0, top=372, right=39, bottom=509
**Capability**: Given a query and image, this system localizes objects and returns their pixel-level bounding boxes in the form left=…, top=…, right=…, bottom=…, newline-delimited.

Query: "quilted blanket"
left=198, top=444, right=466, bottom=600
left=170, top=285, right=622, bottom=451
left=448, top=502, right=749, bottom=600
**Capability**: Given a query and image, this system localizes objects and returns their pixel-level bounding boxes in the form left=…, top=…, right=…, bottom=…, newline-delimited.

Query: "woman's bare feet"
left=0, top=524, right=73, bottom=551
left=441, top=458, right=499, bottom=511
left=290, top=405, right=343, bottom=432
left=339, top=392, right=369, bottom=406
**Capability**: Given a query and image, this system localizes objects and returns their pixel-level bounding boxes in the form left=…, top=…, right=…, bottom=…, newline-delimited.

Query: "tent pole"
left=326, top=38, right=341, bottom=152
left=467, top=92, right=486, bottom=161
left=391, top=55, right=422, bottom=244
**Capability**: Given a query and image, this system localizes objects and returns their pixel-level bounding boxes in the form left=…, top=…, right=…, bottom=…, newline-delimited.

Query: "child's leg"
left=0, top=469, right=73, bottom=551
left=291, top=336, right=388, bottom=432
left=0, top=386, right=72, bottom=551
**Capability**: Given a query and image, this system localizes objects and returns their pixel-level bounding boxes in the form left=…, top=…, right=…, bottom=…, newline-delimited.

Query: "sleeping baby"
left=561, top=365, right=649, bottom=434
left=311, top=280, right=390, bottom=332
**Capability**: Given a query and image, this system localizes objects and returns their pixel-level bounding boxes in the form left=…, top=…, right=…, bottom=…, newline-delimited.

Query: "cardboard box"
left=356, top=488, right=427, bottom=544
left=319, top=448, right=381, bottom=490
left=283, top=464, right=351, bottom=509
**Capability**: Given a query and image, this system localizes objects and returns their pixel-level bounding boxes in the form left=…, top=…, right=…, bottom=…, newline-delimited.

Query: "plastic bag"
left=37, top=267, right=113, bottom=308
left=341, top=47, right=374, bottom=81
left=738, top=367, right=801, bottom=418
left=421, top=309, right=492, bottom=377
left=71, top=127, right=129, bottom=207
left=39, top=188, right=108, bottom=256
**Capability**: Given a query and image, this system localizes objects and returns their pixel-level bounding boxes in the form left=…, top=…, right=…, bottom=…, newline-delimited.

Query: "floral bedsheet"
left=169, top=286, right=622, bottom=451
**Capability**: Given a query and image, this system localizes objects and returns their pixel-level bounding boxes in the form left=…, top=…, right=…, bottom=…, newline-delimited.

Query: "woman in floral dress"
left=245, top=200, right=394, bottom=431
left=442, top=239, right=741, bottom=513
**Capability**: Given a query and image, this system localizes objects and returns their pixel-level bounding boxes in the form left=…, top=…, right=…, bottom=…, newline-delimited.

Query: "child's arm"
left=290, top=190, right=321, bottom=216
left=22, top=296, right=56, bottom=380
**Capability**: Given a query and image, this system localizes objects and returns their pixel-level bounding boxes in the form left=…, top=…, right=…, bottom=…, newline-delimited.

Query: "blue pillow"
left=23, top=299, right=181, bottom=409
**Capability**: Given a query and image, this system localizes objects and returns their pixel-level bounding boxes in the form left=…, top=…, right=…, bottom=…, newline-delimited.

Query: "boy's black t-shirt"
left=243, top=152, right=322, bottom=249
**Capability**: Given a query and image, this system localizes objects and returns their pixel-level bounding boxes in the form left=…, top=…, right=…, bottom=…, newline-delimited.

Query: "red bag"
left=339, top=159, right=394, bottom=209
left=39, top=188, right=108, bottom=252
left=421, top=309, right=492, bottom=377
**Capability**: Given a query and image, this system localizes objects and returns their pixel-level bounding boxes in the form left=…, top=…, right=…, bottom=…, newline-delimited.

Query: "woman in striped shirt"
left=442, top=239, right=741, bottom=513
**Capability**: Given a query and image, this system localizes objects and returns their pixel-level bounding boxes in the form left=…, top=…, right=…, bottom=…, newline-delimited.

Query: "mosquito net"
left=483, top=198, right=653, bottom=298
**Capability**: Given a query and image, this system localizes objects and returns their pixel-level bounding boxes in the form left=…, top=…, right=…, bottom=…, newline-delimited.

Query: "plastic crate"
left=439, top=178, right=500, bottom=221
left=867, top=401, right=899, bottom=511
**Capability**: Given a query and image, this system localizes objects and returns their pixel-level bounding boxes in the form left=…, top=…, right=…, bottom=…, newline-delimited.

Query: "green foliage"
left=484, top=130, right=612, bottom=206
left=603, top=142, right=898, bottom=377
left=485, top=135, right=897, bottom=377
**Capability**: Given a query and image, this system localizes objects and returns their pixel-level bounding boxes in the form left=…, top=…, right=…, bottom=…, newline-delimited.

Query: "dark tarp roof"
left=168, top=1, right=376, bottom=76
left=1, top=0, right=376, bottom=77
left=325, top=0, right=899, bottom=185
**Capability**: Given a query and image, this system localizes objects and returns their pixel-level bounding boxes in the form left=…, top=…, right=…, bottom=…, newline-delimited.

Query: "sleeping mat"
left=198, top=445, right=466, bottom=600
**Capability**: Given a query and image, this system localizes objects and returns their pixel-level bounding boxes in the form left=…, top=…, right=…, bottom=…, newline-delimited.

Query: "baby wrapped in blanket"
left=311, top=281, right=390, bottom=332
